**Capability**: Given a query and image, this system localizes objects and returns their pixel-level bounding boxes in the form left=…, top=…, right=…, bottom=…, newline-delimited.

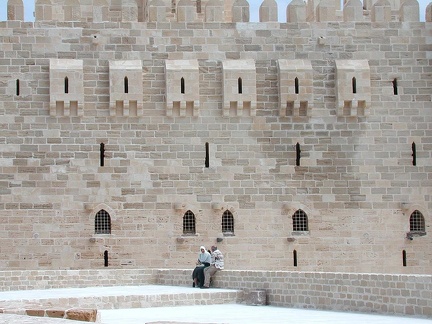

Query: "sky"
left=0, top=0, right=429, bottom=22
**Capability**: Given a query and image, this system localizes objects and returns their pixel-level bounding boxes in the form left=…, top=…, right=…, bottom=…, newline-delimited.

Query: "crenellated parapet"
left=5, top=0, right=428, bottom=23
left=7, top=0, right=24, bottom=21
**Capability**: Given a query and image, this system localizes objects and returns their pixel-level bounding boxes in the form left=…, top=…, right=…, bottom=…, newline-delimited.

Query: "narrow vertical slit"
left=181, top=77, right=185, bottom=94
left=295, top=143, right=301, bottom=166
left=100, top=143, right=105, bottom=167
left=238, top=77, right=242, bottom=94
left=352, top=77, right=357, bottom=94
left=16, top=79, right=20, bottom=96
left=124, top=76, right=129, bottom=94
left=64, top=77, right=69, bottom=94
left=392, top=78, right=398, bottom=95
left=294, top=77, right=299, bottom=94
left=104, top=250, right=109, bottom=267
left=293, top=250, right=297, bottom=267
left=402, top=250, right=407, bottom=267
left=205, top=142, right=209, bottom=168
left=412, top=142, right=416, bottom=166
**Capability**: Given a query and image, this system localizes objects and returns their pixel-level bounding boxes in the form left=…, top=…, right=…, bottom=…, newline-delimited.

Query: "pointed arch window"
left=183, top=210, right=196, bottom=235
left=95, top=209, right=111, bottom=234
left=409, top=210, right=425, bottom=232
left=292, top=209, right=308, bottom=232
left=222, top=210, right=234, bottom=235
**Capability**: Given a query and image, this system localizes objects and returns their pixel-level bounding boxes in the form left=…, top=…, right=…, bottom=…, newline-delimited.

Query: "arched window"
left=222, top=210, right=234, bottom=234
left=183, top=210, right=196, bottom=235
left=238, top=77, right=242, bottom=94
left=410, top=210, right=425, bottom=232
left=294, top=77, right=299, bottom=94
left=292, top=209, right=308, bottom=231
left=95, top=209, right=111, bottom=234
left=352, top=77, right=357, bottom=94
left=16, top=79, right=20, bottom=96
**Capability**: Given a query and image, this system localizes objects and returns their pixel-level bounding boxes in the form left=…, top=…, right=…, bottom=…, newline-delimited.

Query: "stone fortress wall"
left=0, top=0, right=431, bottom=274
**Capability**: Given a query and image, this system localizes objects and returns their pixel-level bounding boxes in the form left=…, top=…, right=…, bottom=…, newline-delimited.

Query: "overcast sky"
left=0, top=0, right=429, bottom=22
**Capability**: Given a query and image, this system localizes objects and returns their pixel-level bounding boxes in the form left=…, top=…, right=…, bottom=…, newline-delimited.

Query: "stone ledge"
left=0, top=308, right=99, bottom=323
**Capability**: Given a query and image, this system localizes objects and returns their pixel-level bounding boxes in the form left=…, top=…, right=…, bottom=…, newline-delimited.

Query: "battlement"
left=5, top=0, right=432, bottom=23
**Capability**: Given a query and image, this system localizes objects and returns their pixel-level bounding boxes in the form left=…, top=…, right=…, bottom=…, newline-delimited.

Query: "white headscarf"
left=198, top=246, right=211, bottom=264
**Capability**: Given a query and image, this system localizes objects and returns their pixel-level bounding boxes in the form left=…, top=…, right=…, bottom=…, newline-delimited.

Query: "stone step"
left=0, top=285, right=244, bottom=311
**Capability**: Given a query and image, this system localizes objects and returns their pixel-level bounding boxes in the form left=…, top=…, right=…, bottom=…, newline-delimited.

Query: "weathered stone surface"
left=65, top=308, right=98, bottom=322
left=46, top=310, right=65, bottom=318
left=25, top=309, right=45, bottom=317
left=246, top=290, right=267, bottom=306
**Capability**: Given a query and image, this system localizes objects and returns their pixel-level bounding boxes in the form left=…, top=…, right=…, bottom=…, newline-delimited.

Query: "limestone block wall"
left=0, top=19, right=430, bottom=275
left=0, top=269, right=157, bottom=291
left=157, top=269, right=432, bottom=318
left=1, top=269, right=428, bottom=318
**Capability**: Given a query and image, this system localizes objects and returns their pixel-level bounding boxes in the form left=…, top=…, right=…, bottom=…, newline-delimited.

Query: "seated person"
left=192, top=246, right=211, bottom=288
left=202, top=245, right=224, bottom=289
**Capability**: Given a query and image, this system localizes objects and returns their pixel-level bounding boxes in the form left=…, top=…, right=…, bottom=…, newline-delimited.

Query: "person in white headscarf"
left=192, top=246, right=211, bottom=288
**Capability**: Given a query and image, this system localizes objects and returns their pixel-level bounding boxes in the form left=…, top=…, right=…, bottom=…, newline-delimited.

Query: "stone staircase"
left=0, top=285, right=244, bottom=323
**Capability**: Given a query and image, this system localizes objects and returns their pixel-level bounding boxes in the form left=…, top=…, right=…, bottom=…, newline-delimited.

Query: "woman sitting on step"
left=192, top=246, right=211, bottom=288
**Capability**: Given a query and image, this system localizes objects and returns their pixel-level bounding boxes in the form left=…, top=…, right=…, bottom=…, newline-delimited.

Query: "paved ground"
left=0, top=285, right=430, bottom=324
left=100, top=304, right=432, bottom=324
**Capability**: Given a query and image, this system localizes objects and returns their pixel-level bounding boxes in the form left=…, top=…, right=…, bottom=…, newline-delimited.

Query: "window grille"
left=222, top=210, right=234, bottom=234
left=95, top=209, right=111, bottom=234
left=293, top=209, right=308, bottom=231
left=410, top=210, right=425, bottom=232
left=183, top=210, right=196, bottom=235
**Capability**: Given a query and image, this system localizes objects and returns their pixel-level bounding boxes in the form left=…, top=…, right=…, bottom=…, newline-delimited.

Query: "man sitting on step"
left=201, top=245, right=224, bottom=289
